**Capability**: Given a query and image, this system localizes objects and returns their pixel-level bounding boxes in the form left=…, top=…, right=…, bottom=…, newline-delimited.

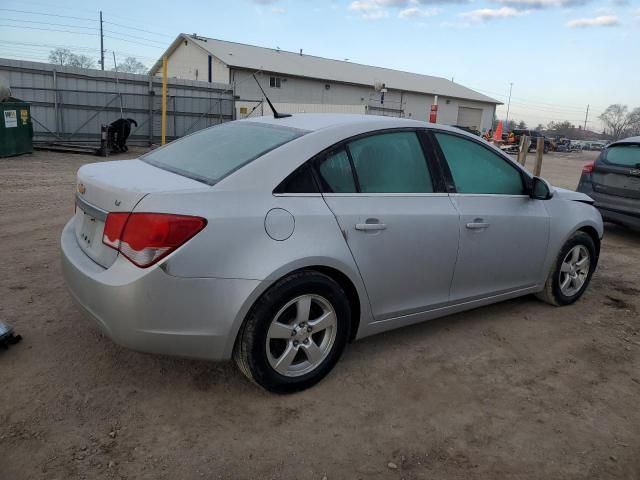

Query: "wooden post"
left=534, top=137, right=544, bottom=176
left=517, top=135, right=530, bottom=166
left=161, top=56, right=168, bottom=145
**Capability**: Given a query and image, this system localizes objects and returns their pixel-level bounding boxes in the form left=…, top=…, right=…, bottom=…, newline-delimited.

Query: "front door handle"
left=466, top=221, right=490, bottom=230
left=355, top=222, right=387, bottom=231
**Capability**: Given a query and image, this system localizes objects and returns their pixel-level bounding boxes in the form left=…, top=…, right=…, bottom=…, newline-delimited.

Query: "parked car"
left=577, top=136, right=640, bottom=230
left=61, top=114, right=603, bottom=393
left=512, top=129, right=550, bottom=154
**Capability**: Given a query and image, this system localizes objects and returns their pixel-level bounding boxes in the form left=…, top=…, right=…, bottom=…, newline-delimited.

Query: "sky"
left=0, top=0, right=638, bottom=130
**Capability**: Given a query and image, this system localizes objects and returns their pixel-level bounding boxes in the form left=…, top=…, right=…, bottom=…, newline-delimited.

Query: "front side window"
left=142, top=122, right=303, bottom=185
left=347, top=132, right=434, bottom=193
left=435, top=132, right=525, bottom=195
left=603, top=144, right=640, bottom=167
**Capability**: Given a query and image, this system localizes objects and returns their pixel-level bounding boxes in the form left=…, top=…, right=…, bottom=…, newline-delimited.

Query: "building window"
left=270, top=76, right=282, bottom=88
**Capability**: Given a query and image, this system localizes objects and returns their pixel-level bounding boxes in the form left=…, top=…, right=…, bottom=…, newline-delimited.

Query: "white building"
left=151, top=34, right=500, bottom=132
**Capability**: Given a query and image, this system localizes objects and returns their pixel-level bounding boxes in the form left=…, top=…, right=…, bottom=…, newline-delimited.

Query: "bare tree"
left=535, top=123, right=544, bottom=131
left=112, top=57, right=148, bottom=74
left=599, top=104, right=632, bottom=140
left=48, top=48, right=96, bottom=69
left=48, top=48, right=75, bottom=66
left=517, top=120, right=527, bottom=129
left=69, top=54, right=96, bottom=69
left=626, top=107, right=640, bottom=137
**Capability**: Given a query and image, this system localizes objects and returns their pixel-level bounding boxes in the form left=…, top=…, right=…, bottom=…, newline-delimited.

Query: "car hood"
left=554, top=187, right=594, bottom=204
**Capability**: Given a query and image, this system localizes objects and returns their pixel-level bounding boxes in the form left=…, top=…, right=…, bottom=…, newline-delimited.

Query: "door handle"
left=355, top=222, right=387, bottom=231
left=466, top=221, right=490, bottom=230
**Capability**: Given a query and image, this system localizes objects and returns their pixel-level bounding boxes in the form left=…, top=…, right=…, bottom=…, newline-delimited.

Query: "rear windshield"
left=604, top=144, right=640, bottom=168
left=142, top=122, right=305, bottom=185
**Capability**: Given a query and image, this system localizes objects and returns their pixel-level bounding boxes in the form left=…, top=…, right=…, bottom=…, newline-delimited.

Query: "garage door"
left=456, top=107, right=483, bottom=130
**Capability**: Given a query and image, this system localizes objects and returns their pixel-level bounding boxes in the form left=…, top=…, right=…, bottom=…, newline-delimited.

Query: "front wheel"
left=234, top=271, right=351, bottom=393
left=536, top=231, right=598, bottom=306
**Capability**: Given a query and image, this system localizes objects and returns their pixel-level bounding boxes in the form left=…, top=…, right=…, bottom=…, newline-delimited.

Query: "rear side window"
left=142, top=122, right=304, bottom=185
left=317, top=149, right=357, bottom=193
left=603, top=144, right=640, bottom=167
left=348, top=132, right=433, bottom=193
left=435, top=133, right=525, bottom=195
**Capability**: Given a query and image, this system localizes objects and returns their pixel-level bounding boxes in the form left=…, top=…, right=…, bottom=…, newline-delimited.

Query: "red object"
left=103, top=212, right=207, bottom=268
left=429, top=104, right=438, bottom=123
left=582, top=161, right=595, bottom=174
left=493, top=121, right=503, bottom=141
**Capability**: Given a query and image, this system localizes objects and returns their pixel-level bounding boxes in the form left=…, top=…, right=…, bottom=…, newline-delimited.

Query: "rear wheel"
left=536, top=231, right=597, bottom=306
left=234, top=271, right=351, bottom=393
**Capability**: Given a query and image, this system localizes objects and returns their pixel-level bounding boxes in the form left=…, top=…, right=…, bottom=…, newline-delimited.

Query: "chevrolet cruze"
left=61, top=114, right=603, bottom=392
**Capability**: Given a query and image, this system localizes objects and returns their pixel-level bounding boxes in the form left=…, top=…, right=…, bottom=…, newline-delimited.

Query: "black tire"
left=234, top=271, right=351, bottom=393
left=536, top=231, right=598, bottom=306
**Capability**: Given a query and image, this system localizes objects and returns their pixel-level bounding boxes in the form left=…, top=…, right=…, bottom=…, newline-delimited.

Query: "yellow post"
left=161, top=56, right=167, bottom=145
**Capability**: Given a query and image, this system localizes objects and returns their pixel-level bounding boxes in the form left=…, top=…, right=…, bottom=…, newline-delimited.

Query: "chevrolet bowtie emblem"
left=77, top=183, right=86, bottom=194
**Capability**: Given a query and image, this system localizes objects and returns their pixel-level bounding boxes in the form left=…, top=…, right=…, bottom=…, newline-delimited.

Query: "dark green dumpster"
left=0, top=99, right=34, bottom=157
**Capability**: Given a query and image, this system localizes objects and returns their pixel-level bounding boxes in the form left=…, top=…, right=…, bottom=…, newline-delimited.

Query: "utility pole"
left=583, top=104, right=589, bottom=131
left=505, top=82, right=513, bottom=127
left=99, top=11, right=104, bottom=71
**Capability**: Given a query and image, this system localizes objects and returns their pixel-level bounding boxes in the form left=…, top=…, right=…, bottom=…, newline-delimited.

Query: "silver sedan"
left=61, top=114, right=603, bottom=392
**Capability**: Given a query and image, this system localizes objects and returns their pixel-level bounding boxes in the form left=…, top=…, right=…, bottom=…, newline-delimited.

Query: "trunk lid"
left=74, top=159, right=207, bottom=268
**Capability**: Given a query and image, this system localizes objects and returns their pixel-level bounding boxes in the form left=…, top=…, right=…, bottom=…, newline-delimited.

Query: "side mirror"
left=530, top=176, right=554, bottom=200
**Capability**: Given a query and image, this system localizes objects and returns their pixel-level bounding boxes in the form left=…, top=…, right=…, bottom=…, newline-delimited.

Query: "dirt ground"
left=1, top=147, right=639, bottom=480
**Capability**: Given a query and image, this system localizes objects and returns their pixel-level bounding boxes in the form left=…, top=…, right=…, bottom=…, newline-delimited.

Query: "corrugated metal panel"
left=0, top=58, right=234, bottom=144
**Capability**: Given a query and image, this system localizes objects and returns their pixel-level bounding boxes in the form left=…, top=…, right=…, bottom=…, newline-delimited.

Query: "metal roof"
left=152, top=35, right=501, bottom=105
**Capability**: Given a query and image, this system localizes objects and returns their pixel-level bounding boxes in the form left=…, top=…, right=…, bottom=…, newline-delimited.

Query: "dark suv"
left=577, top=136, right=640, bottom=230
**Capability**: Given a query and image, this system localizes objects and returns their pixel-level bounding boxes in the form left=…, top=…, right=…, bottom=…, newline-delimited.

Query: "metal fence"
left=0, top=58, right=234, bottom=145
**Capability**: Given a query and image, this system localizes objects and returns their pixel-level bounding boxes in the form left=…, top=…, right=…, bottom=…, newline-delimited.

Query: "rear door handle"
left=466, top=221, right=490, bottom=230
left=355, top=222, right=387, bottom=231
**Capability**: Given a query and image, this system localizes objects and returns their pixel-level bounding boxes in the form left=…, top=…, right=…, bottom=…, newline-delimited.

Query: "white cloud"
left=349, top=0, right=389, bottom=19
left=462, top=6, right=529, bottom=21
left=399, top=6, right=441, bottom=18
left=492, top=0, right=589, bottom=8
left=349, top=0, right=468, bottom=19
left=271, top=6, right=286, bottom=13
left=567, top=15, right=619, bottom=27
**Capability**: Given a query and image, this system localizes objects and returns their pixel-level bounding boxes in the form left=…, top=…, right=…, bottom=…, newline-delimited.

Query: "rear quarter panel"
left=133, top=190, right=374, bottom=341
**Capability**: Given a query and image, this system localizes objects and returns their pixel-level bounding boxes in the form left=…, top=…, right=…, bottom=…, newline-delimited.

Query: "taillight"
left=582, top=161, right=594, bottom=174
left=102, top=213, right=206, bottom=268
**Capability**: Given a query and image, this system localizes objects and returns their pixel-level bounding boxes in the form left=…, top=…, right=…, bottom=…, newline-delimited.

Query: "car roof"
left=239, top=113, right=441, bottom=133
left=609, top=136, right=640, bottom=147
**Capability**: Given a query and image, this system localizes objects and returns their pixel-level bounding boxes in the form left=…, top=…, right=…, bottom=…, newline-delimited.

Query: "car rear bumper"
left=576, top=179, right=640, bottom=229
left=61, top=218, right=263, bottom=360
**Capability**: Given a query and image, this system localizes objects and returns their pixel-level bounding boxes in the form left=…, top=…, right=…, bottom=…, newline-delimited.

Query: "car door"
left=432, top=131, right=550, bottom=302
left=316, top=130, right=460, bottom=321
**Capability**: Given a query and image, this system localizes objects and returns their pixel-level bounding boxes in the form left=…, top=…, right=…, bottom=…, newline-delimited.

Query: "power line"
left=0, top=24, right=97, bottom=36
left=2, top=18, right=98, bottom=31
left=0, top=8, right=97, bottom=22
left=103, top=29, right=167, bottom=46
left=103, top=35, right=164, bottom=49
left=103, top=21, right=174, bottom=39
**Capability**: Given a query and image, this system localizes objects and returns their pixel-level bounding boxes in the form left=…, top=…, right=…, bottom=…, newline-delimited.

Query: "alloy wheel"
left=265, top=294, right=338, bottom=377
left=559, top=245, right=590, bottom=297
